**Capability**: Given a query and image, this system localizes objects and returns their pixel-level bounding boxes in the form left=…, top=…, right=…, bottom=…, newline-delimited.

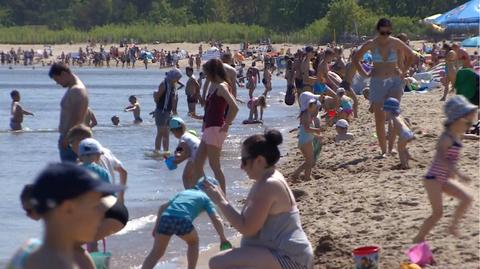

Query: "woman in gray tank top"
left=203, top=129, right=313, bottom=269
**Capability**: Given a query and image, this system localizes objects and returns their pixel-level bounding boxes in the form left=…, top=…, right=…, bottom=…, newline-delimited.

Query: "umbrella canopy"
left=461, top=36, right=480, bottom=47
left=433, top=0, right=480, bottom=26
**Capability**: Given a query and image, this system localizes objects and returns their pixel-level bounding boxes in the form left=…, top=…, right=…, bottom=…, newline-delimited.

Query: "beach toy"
left=164, top=156, right=177, bottom=170
left=353, top=246, right=380, bottom=269
left=90, top=251, right=112, bottom=269
left=400, top=262, right=422, bottom=269
left=407, top=241, right=434, bottom=267
left=220, top=241, right=233, bottom=251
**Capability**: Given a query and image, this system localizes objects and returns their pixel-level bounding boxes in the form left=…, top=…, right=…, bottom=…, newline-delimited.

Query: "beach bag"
left=285, top=84, right=295, bottom=106
left=406, top=241, right=435, bottom=267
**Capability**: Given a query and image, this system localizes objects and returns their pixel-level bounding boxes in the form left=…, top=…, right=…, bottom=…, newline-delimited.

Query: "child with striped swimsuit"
left=413, top=95, right=477, bottom=243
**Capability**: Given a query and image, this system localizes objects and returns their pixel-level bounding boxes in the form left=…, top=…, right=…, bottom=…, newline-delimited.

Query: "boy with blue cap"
left=142, top=176, right=230, bottom=269
left=169, top=116, right=203, bottom=189
left=384, top=97, right=415, bottom=169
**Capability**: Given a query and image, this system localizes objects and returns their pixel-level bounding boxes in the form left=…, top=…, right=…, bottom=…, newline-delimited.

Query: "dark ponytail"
left=243, top=129, right=283, bottom=167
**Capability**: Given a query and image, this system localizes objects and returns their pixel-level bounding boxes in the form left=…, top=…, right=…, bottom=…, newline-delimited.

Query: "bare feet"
left=448, top=225, right=460, bottom=237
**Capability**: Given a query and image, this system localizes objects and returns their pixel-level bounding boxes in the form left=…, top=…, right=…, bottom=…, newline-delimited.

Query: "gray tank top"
left=240, top=179, right=314, bottom=268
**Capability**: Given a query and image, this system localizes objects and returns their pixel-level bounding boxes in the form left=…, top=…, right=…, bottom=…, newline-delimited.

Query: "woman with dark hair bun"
left=353, top=18, right=416, bottom=157
left=203, top=129, right=313, bottom=269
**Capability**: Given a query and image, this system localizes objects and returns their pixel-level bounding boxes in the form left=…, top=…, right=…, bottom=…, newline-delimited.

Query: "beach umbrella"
left=423, top=14, right=442, bottom=23
left=461, top=36, right=480, bottom=47
left=433, top=0, right=480, bottom=31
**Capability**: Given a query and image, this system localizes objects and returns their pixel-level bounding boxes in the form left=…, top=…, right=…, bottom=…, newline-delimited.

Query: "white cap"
left=336, top=87, right=346, bottom=95
left=335, top=119, right=349, bottom=128
left=79, top=138, right=104, bottom=156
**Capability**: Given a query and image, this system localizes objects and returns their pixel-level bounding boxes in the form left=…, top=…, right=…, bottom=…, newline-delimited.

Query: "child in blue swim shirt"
left=142, top=177, right=230, bottom=269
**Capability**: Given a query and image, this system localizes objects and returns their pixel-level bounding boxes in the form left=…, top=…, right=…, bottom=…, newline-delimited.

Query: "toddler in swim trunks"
left=383, top=97, right=414, bottom=169
left=142, top=177, right=230, bottom=269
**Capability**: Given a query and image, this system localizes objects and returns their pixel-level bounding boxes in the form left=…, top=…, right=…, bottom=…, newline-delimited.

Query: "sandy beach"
left=279, top=88, right=479, bottom=268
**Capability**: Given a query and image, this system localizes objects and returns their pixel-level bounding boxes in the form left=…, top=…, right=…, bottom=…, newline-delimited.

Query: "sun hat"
left=299, top=91, right=319, bottom=112
left=383, top=97, right=401, bottom=114
left=30, top=163, right=125, bottom=214
left=335, top=119, right=349, bottom=128
left=79, top=138, right=104, bottom=156
left=444, top=95, right=477, bottom=125
left=169, top=116, right=185, bottom=129
left=166, top=68, right=182, bottom=81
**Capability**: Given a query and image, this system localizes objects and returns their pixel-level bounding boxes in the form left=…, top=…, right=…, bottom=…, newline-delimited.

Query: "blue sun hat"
left=444, top=95, right=477, bottom=126
left=195, top=176, right=219, bottom=190
left=383, top=97, right=401, bottom=114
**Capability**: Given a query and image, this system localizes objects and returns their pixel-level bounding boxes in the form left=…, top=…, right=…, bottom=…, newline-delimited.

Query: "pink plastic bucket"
left=353, top=246, right=379, bottom=269
left=407, top=241, right=434, bottom=267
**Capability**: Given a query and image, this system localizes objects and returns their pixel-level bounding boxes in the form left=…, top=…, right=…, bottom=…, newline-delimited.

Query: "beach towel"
left=455, top=68, right=479, bottom=105
left=313, top=138, right=322, bottom=161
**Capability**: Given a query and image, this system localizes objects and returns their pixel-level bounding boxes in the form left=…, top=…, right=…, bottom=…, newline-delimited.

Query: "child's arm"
left=20, top=105, right=34, bottom=116
left=208, top=212, right=229, bottom=243
left=89, top=111, right=98, bottom=128
left=124, top=104, right=135, bottom=112
left=173, top=142, right=190, bottom=164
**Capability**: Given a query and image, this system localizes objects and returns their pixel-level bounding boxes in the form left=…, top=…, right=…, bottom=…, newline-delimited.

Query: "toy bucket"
left=90, top=251, right=112, bottom=269
left=164, top=156, right=177, bottom=170
left=407, top=241, right=434, bottom=267
left=353, top=246, right=380, bottom=269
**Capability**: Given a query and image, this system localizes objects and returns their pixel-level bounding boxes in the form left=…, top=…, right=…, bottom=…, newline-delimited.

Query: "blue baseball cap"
left=30, top=163, right=125, bottom=214
left=383, top=97, right=401, bottom=114
left=169, top=116, right=185, bottom=129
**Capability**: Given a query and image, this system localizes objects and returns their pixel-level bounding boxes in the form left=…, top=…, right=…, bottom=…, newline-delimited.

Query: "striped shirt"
left=426, top=140, right=462, bottom=182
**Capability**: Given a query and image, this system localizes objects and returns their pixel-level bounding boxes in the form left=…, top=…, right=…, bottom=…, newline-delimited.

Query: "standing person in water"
left=153, top=69, right=182, bottom=154
left=124, top=95, right=143, bottom=124
left=185, top=67, right=201, bottom=115
left=353, top=18, right=415, bottom=157
left=262, top=65, right=272, bottom=97
left=9, top=90, right=34, bottom=131
left=204, top=129, right=314, bottom=269
left=191, top=59, right=239, bottom=194
left=413, top=96, right=476, bottom=243
left=49, top=63, right=89, bottom=162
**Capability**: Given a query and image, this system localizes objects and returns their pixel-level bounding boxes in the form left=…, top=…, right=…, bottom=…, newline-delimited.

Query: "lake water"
left=0, top=66, right=298, bottom=268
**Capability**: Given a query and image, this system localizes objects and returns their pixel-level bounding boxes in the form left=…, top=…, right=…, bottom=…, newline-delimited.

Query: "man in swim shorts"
left=49, top=63, right=89, bottom=162
left=185, top=67, right=200, bottom=115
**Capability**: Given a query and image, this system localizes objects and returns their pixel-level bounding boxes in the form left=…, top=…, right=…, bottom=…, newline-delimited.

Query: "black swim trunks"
left=157, top=215, right=194, bottom=236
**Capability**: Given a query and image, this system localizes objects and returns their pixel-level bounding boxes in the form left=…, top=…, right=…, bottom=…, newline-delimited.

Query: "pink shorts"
left=202, top=127, right=228, bottom=149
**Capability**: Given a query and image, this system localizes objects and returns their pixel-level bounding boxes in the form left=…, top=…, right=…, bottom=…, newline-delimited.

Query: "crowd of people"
left=5, top=17, right=479, bottom=269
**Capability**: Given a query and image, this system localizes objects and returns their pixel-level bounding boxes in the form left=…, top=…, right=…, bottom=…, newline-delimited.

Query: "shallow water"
left=0, top=66, right=298, bottom=268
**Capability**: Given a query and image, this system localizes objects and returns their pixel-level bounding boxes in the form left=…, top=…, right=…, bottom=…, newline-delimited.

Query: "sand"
left=278, top=88, right=479, bottom=268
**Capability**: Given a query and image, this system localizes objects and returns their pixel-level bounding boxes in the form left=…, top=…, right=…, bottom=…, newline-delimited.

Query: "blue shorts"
left=58, top=136, right=77, bottom=162
left=369, top=76, right=404, bottom=104
left=157, top=215, right=194, bottom=236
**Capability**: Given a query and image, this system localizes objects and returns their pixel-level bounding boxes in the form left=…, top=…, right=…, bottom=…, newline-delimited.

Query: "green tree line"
left=0, top=0, right=468, bottom=43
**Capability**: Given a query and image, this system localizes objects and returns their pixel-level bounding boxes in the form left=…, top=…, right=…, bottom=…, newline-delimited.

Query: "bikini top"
left=371, top=47, right=397, bottom=63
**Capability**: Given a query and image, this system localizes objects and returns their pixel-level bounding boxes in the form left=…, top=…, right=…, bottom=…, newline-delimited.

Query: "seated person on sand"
left=319, top=94, right=338, bottom=126
left=141, top=177, right=230, bottom=269
left=124, top=95, right=143, bottom=123
left=362, top=87, right=374, bottom=113
left=335, top=119, right=354, bottom=143
left=10, top=90, right=34, bottom=131
left=384, top=98, right=415, bottom=169
left=336, top=87, right=353, bottom=122
left=246, top=95, right=266, bottom=123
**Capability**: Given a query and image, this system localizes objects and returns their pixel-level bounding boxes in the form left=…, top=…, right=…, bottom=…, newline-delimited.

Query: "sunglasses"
left=379, top=31, right=392, bottom=36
